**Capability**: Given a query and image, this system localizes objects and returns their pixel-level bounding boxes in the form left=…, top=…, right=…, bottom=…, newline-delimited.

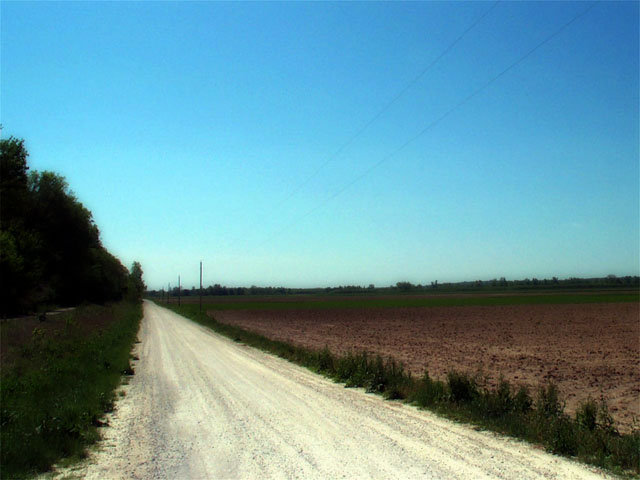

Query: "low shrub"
left=335, top=351, right=370, bottom=387
left=447, top=370, right=478, bottom=404
left=409, top=371, right=447, bottom=407
left=513, top=385, right=533, bottom=414
left=381, top=357, right=411, bottom=400
left=331, top=352, right=410, bottom=397
left=547, top=415, right=578, bottom=456
left=478, top=377, right=514, bottom=418
left=316, top=346, right=335, bottom=374
left=536, top=383, right=563, bottom=419
left=576, top=397, right=598, bottom=432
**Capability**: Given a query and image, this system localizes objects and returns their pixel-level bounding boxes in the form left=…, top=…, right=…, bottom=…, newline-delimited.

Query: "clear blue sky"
left=2, top=1, right=638, bottom=290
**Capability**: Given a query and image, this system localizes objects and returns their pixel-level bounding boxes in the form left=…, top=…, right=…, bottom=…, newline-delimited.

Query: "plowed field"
left=212, top=301, right=639, bottom=432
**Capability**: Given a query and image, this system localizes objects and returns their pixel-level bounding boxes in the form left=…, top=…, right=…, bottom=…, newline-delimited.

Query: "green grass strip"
left=0, top=301, right=142, bottom=479
left=190, top=292, right=639, bottom=311
left=166, top=302, right=639, bottom=478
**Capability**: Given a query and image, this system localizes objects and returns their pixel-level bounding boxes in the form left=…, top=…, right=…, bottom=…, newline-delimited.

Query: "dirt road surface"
left=57, top=301, right=612, bottom=479
left=214, top=302, right=640, bottom=431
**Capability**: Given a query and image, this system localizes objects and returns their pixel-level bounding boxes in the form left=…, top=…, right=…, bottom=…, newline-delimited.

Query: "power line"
left=273, top=1, right=501, bottom=209
left=230, top=1, right=499, bottom=248
left=258, top=1, right=599, bottom=249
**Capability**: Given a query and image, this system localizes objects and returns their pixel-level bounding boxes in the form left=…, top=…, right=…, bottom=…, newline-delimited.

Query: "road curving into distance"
left=56, top=301, right=612, bottom=479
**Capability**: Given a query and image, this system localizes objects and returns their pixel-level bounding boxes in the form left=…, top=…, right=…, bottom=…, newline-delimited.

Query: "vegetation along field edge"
left=160, top=291, right=639, bottom=312
left=164, top=301, right=639, bottom=477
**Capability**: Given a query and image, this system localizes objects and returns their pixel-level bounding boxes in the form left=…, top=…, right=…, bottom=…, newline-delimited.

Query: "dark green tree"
left=396, top=281, right=413, bottom=292
left=27, top=171, right=103, bottom=305
left=128, top=261, right=145, bottom=301
left=0, top=138, right=43, bottom=313
left=1, top=137, right=30, bottom=228
left=1, top=136, right=131, bottom=314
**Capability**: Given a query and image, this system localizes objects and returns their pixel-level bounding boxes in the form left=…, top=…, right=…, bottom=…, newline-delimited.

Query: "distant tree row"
left=0, top=137, right=145, bottom=315
left=392, top=276, right=638, bottom=292
left=147, top=274, right=639, bottom=299
left=150, top=284, right=317, bottom=298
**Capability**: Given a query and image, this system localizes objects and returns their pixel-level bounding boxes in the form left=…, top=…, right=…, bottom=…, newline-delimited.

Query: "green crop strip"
left=166, top=302, right=639, bottom=477
left=0, top=301, right=143, bottom=479
left=187, top=292, right=639, bottom=312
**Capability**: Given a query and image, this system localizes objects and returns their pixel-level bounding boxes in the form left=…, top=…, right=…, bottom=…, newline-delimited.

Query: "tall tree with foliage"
left=128, top=261, right=145, bottom=301
left=0, top=136, right=133, bottom=315
left=1, top=137, right=41, bottom=313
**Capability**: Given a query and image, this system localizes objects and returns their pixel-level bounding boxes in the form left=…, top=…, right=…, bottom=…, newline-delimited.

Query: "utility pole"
left=168, top=283, right=171, bottom=304
left=178, top=275, right=181, bottom=306
left=199, top=261, right=203, bottom=313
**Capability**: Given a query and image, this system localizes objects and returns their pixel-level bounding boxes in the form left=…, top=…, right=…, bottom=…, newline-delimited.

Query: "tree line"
left=147, top=275, right=639, bottom=298
left=392, top=275, right=639, bottom=292
left=0, top=137, right=145, bottom=315
left=148, top=284, right=316, bottom=298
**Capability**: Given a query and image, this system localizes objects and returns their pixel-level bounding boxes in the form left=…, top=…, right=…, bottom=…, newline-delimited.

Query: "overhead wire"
left=257, top=0, right=600, bottom=249
left=272, top=0, right=501, bottom=209
left=229, top=1, right=500, bottom=248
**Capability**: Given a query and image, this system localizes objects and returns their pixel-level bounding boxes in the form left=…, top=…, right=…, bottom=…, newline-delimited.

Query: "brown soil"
left=212, top=302, right=640, bottom=432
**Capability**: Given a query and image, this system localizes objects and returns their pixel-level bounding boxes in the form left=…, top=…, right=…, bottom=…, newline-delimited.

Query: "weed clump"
left=408, top=371, right=446, bottom=407
left=536, top=383, right=563, bottom=419
left=330, top=352, right=411, bottom=398
left=575, top=397, right=598, bottom=432
left=548, top=415, right=578, bottom=456
left=334, top=351, right=367, bottom=386
left=447, top=370, right=478, bottom=404
left=513, top=386, right=533, bottom=414
left=316, top=346, right=334, bottom=374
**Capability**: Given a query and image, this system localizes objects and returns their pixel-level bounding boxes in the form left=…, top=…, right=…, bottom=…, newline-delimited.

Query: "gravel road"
left=57, top=301, right=612, bottom=479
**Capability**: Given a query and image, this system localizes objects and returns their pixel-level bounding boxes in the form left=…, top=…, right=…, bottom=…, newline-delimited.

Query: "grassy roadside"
left=0, top=301, right=142, bottom=479
left=165, top=302, right=639, bottom=477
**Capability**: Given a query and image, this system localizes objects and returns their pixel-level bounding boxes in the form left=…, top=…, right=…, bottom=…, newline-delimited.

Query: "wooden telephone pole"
left=178, top=275, right=181, bottom=306
left=199, top=261, right=203, bottom=313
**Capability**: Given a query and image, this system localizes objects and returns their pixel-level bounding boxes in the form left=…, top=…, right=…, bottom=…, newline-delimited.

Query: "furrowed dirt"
left=212, top=302, right=639, bottom=432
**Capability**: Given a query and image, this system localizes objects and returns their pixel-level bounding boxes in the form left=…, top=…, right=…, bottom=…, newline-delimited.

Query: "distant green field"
left=171, top=291, right=639, bottom=311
